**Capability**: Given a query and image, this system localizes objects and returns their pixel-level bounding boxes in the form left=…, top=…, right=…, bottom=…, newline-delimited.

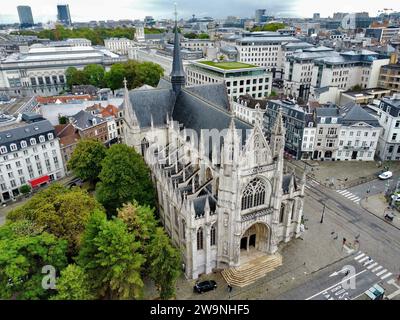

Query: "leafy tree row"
left=1, top=143, right=180, bottom=300
left=65, top=60, right=164, bottom=91
left=11, top=26, right=164, bottom=45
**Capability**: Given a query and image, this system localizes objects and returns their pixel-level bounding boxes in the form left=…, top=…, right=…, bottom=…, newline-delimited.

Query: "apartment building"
left=69, top=110, right=109, bottom=143
left=372, top=94, right=400, bottom=160
left=186, top=60, right=272, bottom=100
left=104, top=38, right=134, bottom=55
left=0, top=113, right=65, bottom=202
left=378, top=63, right=400, bottom=93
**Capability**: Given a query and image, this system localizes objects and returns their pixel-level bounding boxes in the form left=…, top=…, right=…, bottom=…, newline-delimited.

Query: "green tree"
left=7, top=184, right=104, bottom=256
left=77, top=210, right=145, bottom=299
left=58, top=115, right=68, bottom=124
left=147, top=228, right=181, bottom=299
left=51, top=264, right=95, bottom=300
left=0, top=220, right=68, bottom=300
left=117, top=201, right=157, bottom=246
left=67, top=139, right=107, bottom=183
left=104, top=63, right=126, bottom=91
left=65, top=67, right=88, bottom=90
left=132, top=62, right=164, bottom=88
left=83, top=64, right=105, bottom=87
left=19, top=184, right=31, bottom=195
left=96, top=144, right=155, bottom=215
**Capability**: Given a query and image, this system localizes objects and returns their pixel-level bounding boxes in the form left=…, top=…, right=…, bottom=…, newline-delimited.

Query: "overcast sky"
left=1, top=0, right=399, bottom=23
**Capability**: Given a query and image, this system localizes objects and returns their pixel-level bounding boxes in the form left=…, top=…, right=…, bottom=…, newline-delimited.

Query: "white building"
left=0, top=114, right=65, bottom=203
left=370, top=94, right=400, bottom=160
left=232, top=96, right=266, bottom=125
left=284, top=48, right=390, bottom=101
left=181, top=39, right=215, bottom=54
left=311, top=104, right=381, bottom=161
left=104, top=38, right=134, bottom=55
left=186, top=60, right=272, bottom=100
left=0, top=44, right=127, bottom=97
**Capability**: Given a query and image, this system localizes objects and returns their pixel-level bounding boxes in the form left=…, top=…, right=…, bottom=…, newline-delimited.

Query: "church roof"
left=128, top=88, right=175, bottom=128
left=185, top=83, right=231, bottom=111
left=172, top=87, right=252, bottom=145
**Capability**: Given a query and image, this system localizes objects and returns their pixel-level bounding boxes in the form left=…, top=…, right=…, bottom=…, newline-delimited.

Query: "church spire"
left=170, top=2, right=185, bottom=95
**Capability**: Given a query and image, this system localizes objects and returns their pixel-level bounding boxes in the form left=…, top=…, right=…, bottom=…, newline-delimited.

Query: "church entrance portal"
left=239, top=223, right=269, bottom=264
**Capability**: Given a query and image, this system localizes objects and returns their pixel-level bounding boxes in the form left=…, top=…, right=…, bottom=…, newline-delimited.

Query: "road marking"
left=363, top=260, right=374, bottom=266
left=354, top=253, right=365, bottom=260
left=381, top=272, right=392, bottom=280
left=342, top=192, right=352, bottom=196
left=367, top=262, right=378, bottom=269
left=376, top=269, right=387, bottom=276
left=372, top=266, right=382, bottom=272
left=358, top=256, right=370, bottom=263
left=337, top=190, right=348, bottom=194
left=305, top=269, right=367, bottom=300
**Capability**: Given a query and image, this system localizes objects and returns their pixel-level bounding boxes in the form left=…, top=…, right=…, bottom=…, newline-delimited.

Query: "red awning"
left=29, top=175, right=50, bottom=187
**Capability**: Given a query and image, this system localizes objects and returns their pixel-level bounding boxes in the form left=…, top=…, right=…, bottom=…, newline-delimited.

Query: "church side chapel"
left=121, top=11, right=305, bottom=283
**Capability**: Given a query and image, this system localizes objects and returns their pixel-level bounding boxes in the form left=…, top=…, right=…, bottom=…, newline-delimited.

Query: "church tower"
left=170, top=5, right=185, bottom=95
left=270, top=108, right=286, bottom=158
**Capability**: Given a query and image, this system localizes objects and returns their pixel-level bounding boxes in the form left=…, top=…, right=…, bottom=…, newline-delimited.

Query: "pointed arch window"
left=197, top=227, right=204, bottom=250
left=210, top=224, right=216, bottom=246
left=241, top=178, right=266, bottom=210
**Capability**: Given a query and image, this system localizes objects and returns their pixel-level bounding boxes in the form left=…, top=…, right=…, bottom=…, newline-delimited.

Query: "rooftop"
left=196, top=61, right=259, bottom=70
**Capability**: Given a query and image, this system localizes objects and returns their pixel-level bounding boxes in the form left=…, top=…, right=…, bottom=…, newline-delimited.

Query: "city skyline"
left=0, top=0, right=399, bottom=24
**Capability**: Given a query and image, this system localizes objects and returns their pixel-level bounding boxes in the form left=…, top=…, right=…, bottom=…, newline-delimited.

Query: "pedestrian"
left=342, top=238, right=346, bottom=245
left=227, top=284, right=232, bottom=293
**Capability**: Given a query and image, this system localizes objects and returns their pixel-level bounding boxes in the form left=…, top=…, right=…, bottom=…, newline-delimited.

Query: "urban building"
left=57, top=4, right=72, bottom=26
left=232, top=95, right=267, bottom=125
left=311, top=104, right=381, bottom=161
left=0, top=45, right=126, bottom=97
left=313, top=13, right=321, bottom=20
left=341, top=12, right=373, bottom=30
left=54, top=123, right=80, bottom=172
left=378, top=63, right=400, bottom=93
left=255, top=9, right=267, bottom=23
left=264, top=99, right=309, bottom=160
left=186, top=61, right=272, bottom=100
left=371, top=94, right=400, bottom=160
left=17, top=6, right=34, bottom=28
left=0, top=113, right=65, bottom=203
left=104, top=38, right=133, bottom=55
left=284, top=48, right=390, bottom=101
left=365, top=26, right=400, bottom=44
left=69, top=110, right=109, bottom=143
left=231, top=32, right=301, bottom=78
left=122, top=20, right=305, bottom=280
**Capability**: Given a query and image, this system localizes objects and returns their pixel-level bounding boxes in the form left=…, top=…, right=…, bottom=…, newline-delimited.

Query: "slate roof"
left=282, top=174, right=297, bottom=194
left=128, top=88, right=175, bottom=128
left=339, top=104, right=381, bottom=127
left=157, top=78, right=173, bottom=89
left=70, top=110, right=106, bottom=130
left=55, top=123, right=80, bottom=147
left=0, top=119, right=55, bottom=152
left=185, top=83, right=230, bottom=111
left=172, top=87, right=252, bottom=147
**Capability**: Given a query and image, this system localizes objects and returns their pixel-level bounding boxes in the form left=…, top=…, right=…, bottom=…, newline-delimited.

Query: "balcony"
left=326, top=134, right=338, bottom=138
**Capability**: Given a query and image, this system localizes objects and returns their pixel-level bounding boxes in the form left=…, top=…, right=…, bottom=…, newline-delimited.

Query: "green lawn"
left=198, top=61, right=257, bottom=70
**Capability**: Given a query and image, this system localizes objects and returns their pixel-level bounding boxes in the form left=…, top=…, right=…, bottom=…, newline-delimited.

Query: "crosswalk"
left=354, top=252, right=394, bottom=284
left=336, top=190, right=361, bottom=204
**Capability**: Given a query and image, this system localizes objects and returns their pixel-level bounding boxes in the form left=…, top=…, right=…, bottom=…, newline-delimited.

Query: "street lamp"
left=320, top=204, right=326, bottom=223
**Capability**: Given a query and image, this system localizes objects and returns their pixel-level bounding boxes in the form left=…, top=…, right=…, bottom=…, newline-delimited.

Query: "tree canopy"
left=77, top=210, right=145, bottom=299
left=96, top=144, right=155, bottom=215
left=66, top=61, right=164, bottom=91
left=67, top=139, right=107, bottom=183
left=147, top=227, right=181, bottom=299
left=7, top=183, right=104, bottom=256
left=0, top=220, right=68, bottom=300
left=51, top=264, right=95, bottom=300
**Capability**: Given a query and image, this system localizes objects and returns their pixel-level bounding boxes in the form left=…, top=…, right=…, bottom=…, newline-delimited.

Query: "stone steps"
left=221, top=253, right=282, bottom=287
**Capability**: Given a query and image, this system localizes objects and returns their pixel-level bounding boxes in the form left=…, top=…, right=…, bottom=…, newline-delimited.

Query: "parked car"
left=378, top=171, right=393, bottom=180
left=391, top=194, right=400, bottom=202
left=193, top=280, right=217, bottom=293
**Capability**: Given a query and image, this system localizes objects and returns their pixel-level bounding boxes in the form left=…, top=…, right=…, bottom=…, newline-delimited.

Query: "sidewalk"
left=360, top=194, right=400, bottom=230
